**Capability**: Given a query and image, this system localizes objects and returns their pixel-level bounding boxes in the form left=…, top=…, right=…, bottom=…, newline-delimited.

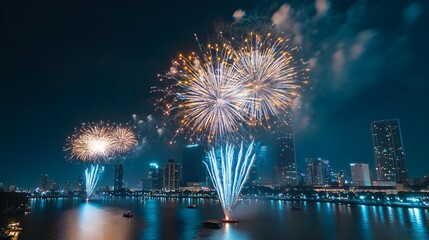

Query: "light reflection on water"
left=16, top=198, right=429, bottom=240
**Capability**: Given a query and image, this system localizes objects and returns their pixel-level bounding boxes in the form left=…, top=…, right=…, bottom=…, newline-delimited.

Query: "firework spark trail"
left=204, top=142, right=256, bottom=219
left=85, top=164, right=105, bottom=198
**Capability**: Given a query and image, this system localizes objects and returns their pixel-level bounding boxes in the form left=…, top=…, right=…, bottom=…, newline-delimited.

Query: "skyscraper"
left=114, top=164, right=124, bottom=191
left=148, top=163, right=162, bottom=190
left=164, top=159, right=180, bottom=191
left=305, top=157, right=331, bottom=186
left=246, top=164, right=258, bottom=186
left=76, top=174, right=85, bottom=192
left=350, top=163, right=371, bottom=187
left=40, top=174, right=49, bottom=191
left=182, top=144, right=207, bottom=186
left=65, top=180, right=71, bottom=193
left=371, top=119, right=408, bottom=183
left=276, top=125, right=297, bottom=186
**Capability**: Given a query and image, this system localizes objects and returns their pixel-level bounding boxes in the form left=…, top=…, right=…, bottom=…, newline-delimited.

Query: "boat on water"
left=202, top=219, right=222, bottom=229
left=123, top=211, right=133, bottom=218
left=7, top=222, right=23, bottom=231
left=222, top=218, right=238, bottom=223
left=186, top=204, right=197, bottom=209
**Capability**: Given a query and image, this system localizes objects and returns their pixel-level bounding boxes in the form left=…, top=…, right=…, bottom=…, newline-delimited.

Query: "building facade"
left=305, top=157, right=331, bottom=186
left=147, top=163, right=163, bottom=190
left=182, top=144, right=207, bottom=186
left=164, top=159, right=180, bottom=191
left=40, top=174, right=49, bottom=191
left=371, top=119, right=408, bottom=183
left=114, top=164, right=124, bottom=191
left=350, top=163, right=371, bottom=187
left=276, top=124, right=297, bottom=186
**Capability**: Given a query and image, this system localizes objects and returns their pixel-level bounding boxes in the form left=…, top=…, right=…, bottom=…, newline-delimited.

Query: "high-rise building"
left=8, top=185, right=16, bottom=192
left=40, top=174, right=49, bottom=191
left=305, top=157, right=331, bottom=186
left=246, top=164, right=258, bottom=186
left=75, top=174, right=85, bottom=192
left=65, top=180, right=71, bottom=193
left=297, top=170, right=306, bottom=186
left=336, top=170, right=345, bottom=187
left=114, top=164, right=124, bottom=191
left=371, top=119, right=408, bottom=183
left=148, top=163, right=163, bottom=190
left=164, top=159, right=180, bottom=191
left=350, top=163, right=371, bottom=187
left=272, top=167, right=279, bottom=185
left=182, top=144, right=207, bottom=186
left=276, top=125, right=297, bottom=186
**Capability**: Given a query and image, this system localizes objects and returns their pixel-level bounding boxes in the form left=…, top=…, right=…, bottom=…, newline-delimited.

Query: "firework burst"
left=65, top=122, right=114, bottom=162
left=111, top=124, right=137, bottom=155
left=231, top=32, right=303, bottom=126
left=158, top=43, right=248, bottom=143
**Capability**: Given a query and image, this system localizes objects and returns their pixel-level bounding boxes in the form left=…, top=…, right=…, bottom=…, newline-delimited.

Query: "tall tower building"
left=371, top=119, right=408, bottom=183
left=76, top=174, right=85, bottom=192
left=40, top=174, right=49, bottom=191
left=148, top=163, right=162, bottom=190
left=277, top=124, right=297, bottom=186
left=114, top=164, right=124, bottom=191
left=246, top=164, right=258, bottom=186
left=164, top=159, right=180, bottom=191
left=350, top=163, right=371, bottom=187
left=65, top=180, right=71, bottom=193
left=305, top=157, right=331, bottom=186
left=182, top=144, right=207, bottom=186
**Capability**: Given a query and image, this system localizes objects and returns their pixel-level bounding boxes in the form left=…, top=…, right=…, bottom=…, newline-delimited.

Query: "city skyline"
left=0, top=116, right=424, bottom=190
left=1, top=0, right=428, bottom=188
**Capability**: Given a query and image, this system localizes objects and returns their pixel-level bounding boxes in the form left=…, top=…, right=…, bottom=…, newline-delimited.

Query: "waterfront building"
left=75, top=174, right=85, bottom=192
left=272, top=167, right=279, bottom=185
left=336, top=170, right=345, bottom=187
left=276, top=125, right=297, bottom=186
left=371, top=119, right=408, bottom=183
left=40, top=174, right=49, bottom=191
left=305, top=157, right=331, bottom=186
left=114, top=164, right=124, bottom=191
left=297, top=170, right=306, bottom=186
left=350, top=163, right=371, bottom=187
left=164, top=159, right=180, bottom=191
left=65, top=180, right=71, bottom=193
left=8, top=184, right=16, bottom=192
left=247, top=164, right=259, bottom=186
left=182, top=144, right=207, bottom=186
left=147, top=163, right=163, bottom=190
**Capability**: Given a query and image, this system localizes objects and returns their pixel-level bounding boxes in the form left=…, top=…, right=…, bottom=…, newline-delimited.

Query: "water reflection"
left=18, top=198, right=429, bottom=240
left=141, top=199, right=160, bottom=239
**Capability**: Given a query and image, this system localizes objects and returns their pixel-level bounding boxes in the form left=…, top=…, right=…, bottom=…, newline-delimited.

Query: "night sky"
left=1, top=0, right=428, bottom=189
